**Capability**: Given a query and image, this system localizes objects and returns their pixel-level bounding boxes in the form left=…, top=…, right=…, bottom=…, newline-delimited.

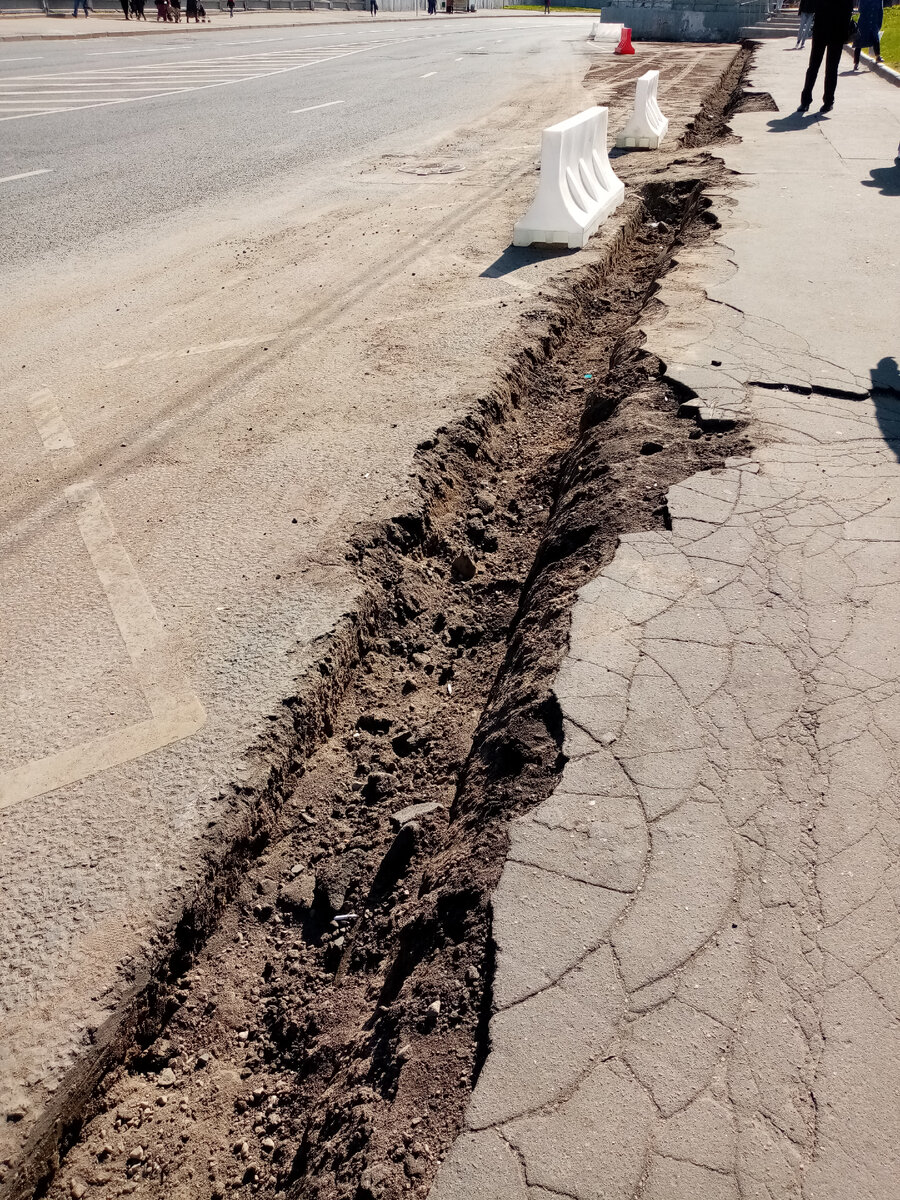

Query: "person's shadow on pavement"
left=862, top=158, right=900, bottom=196
left=872, top=356, right=900, bottom=461
left=767, top=111, right=821, bottom=133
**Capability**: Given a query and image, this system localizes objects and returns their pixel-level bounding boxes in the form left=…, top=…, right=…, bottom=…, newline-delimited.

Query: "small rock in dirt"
left=426, top=1000, right=441, bottom=1016
left=69, top=1179, right=87, bottom=1199
left=451, top=552, right=476, bottom=581
left=362, top=771, right=395, bottom=802
left=261, top=1138, right=276, bottom=1153
left=156, top=1068, right=176, bottom=1088
left=359, top=1162, right=392, bottom=1199
left=126, top=1148, right=144, bottom=1164
left=390, top=801, right=445, bottom=830
left=195, top=1050, right=211, bottom=1069
left=252, top=902, right=273, bottom=922
left=397, top=1044, right=413, bottom=1063
left=400, top=676, right=418, bottom=695
left=314, top=852, right=365, bottom=915
left=145, top=1038, right=177, bottom=1070
left=599, top=732, right=617, bottom=746
left=371, top=822, right=418, bottom=894
left=404, top=1154, right=427, bottom=1179
left=279, top=874, right=315, bottom=913
left=473, top=489, right=496, bottom=515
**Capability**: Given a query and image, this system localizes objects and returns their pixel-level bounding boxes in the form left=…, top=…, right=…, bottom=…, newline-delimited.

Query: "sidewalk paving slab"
left=429, top=37, right=900, bottom=1200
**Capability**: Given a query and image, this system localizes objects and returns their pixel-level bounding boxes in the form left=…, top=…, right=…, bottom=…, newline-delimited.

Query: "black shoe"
left=820, top=101, right=833, bottom=113
left=797, top=101, right=810, bottom=112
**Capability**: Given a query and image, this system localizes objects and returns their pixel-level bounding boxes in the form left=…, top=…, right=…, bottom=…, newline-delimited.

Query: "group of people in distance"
left=795, top=0, right=885, bottom=113
left=72, top=0, right=207, bottom=15
left=152, top=0, right=208, bottom=19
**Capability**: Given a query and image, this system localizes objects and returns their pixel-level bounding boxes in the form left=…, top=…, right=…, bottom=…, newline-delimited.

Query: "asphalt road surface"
left=0, top=9, right=608, bottom=1175
left=1, top=16, right=588, bottom=268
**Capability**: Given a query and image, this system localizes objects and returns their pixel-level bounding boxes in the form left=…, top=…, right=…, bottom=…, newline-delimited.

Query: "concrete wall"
left=602, top=0, right=763, bottom=40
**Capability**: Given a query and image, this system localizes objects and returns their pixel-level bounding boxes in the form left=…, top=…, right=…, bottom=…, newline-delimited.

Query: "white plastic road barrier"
left=589, top=20, right=624, bottom=40
left=616, top=70, right=669, bottom=150
left=513, top=107, right=625, bottom=250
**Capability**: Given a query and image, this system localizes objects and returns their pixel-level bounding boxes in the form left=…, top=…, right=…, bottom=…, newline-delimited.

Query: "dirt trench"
left=32, top=48, right=760, bottom=1200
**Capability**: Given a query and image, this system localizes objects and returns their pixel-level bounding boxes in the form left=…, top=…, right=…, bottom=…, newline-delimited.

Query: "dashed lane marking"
left=27, top=388, right=73, bottom=450
left=420, top=71, right=437, bottom=77
left=0, top=168, right=52, bottom=184
left=291, top=99, right=344, bottom=114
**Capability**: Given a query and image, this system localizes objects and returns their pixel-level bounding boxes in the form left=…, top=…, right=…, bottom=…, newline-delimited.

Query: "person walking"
left=369, top=0, right=377, bottom=14
left=853, top=0, right=884, bottom=65
left=72, top=0, right=89, bottom=15
left=227, top=0, right=234, bottom=15
left=119, top=0, right=130, bottom=17
left=795, top=0, right=815, bottom=46
left=798, top=0, right=854, bottom=113
left=186, top=0, right=198, bottom=21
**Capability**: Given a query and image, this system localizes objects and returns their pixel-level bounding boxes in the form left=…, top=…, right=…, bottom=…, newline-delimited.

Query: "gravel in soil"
left=40, top=50, right=755, bottom=1200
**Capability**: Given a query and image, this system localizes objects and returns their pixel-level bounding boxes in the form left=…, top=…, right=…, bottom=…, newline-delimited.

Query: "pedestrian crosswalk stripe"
left=0, top=43, right=389, bottom=122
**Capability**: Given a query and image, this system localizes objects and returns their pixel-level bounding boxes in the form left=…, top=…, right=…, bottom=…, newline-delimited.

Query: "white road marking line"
left=0, top=404, right=207, bottom=810
left=0, top=46, right=381, bottom=122
left=291, top=99, right=344, bottom=114
left=87, top=47, right=173, bottom=55
left=421, top=71, right=437, bottom=77
left=102, top=332, right=280, bottom=369
left=0, top=56, right=45, bottom=62
left=27, top=388, right=73, bottom=451
left=0, top=167, right=52, bottom=184
left=455, top=56, right=463, bottom=61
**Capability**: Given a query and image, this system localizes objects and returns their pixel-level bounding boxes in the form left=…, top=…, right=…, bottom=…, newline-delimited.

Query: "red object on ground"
left=614, top=27, right=635, bottom=54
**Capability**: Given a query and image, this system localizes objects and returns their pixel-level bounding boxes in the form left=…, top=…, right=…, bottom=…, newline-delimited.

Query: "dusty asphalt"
left=0, top=10, right=630, bottom=1176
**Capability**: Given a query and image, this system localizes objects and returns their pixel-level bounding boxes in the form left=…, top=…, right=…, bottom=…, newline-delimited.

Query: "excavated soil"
left=36, top=48, right=755, bottom=1200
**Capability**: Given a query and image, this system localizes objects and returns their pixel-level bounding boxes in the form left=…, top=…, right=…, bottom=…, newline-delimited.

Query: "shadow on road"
left=872, top=356, right=900, bottom=461
left=480, top=244, right=577, bottom=278
left=862, top=157, right=900, bottom=196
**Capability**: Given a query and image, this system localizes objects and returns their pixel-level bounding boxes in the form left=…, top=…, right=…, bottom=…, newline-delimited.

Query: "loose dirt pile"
left=32, top=46, right=759, bottom=1200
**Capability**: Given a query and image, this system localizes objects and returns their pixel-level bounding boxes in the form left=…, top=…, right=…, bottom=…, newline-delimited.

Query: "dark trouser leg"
left=854, top=33, right=861, bottom=66
left=822, top=36, right=844, bottom=106
left=801, top=29, right=827, bottom=105
left=873, top=31, right=880, bottom=56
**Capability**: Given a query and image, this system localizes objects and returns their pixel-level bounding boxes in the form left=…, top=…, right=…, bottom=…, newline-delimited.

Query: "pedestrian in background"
left=186, top=0, right=199, bottom=21
left=854, top=0, right=884, bottom=65
left=227, top=0, right=235, bottom=15
left=798, top=0, right=854, bottom=113
left=72, top=0, right=89, bottom=15
left=369, top=0, right=377, bottom=14
left=795, top=0, right=815, bottom=46
left=119, top=0, right=130, bottom=16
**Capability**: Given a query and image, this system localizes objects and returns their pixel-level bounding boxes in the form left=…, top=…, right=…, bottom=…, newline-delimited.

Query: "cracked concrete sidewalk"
left=429, top=38, right=900, bottom=1200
